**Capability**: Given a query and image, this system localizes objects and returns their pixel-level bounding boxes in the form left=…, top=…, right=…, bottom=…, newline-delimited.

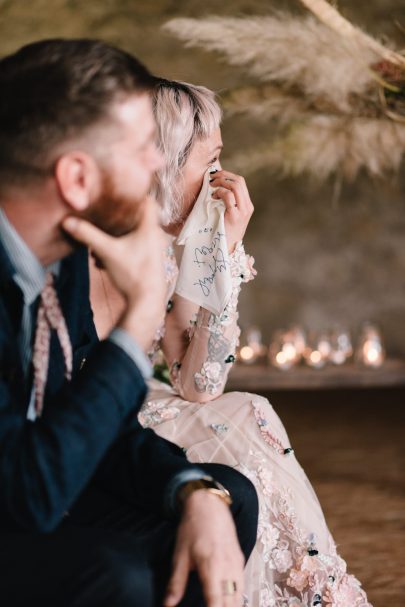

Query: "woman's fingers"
left=211, top=169, right=245, bottom=185
left=210, top=169, right=254, bottom=251
left=212, top=184, right=252, bottom=219
left=212, top=187, right=238, bottom=212
left=210, top=172, right=253, bottom=214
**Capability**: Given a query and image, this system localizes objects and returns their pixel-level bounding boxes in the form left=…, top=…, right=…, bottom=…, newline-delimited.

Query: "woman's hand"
left=210, top=170, right=254, bottom=253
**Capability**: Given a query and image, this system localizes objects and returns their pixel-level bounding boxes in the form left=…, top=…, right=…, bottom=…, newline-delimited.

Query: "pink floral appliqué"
left=238, top=449, right=372, bottom=607
left=138, top=400, right=180, bottom=429
left=230, top=242, right=257, bottom=284
left=194, top=361, right=224, bottom=394
left=252, top=401, right=287, bottom=455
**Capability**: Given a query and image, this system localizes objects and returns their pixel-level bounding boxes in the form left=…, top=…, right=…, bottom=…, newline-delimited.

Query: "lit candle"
left=239, top=345, right=256, bottom=364
left=269, top=329, right=301, bottom=370
left=362, top=341, right=384, bottom=367
left=238, top=326, right=265, bottom=364
left=356, top=323, right=385, bottom=368
left=329, top=328, right=353, bottom=365
left=283, top=343, right=297, bottom=362
left=305, top=348, right=326, bottom=369
left=274, top=350, right=294, bottom=370
left=318, top=335, right=332, bottom=359
left=290, top=326, right=306, bottom=358
left=303, top=331, right=328, bottom=369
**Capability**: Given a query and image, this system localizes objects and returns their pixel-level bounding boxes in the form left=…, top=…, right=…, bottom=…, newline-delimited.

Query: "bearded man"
left=0, top=39, right=258, bottom=607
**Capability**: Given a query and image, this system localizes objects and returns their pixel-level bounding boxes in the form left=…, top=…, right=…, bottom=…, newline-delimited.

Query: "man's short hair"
left=0, top=38, right=155, bottom=185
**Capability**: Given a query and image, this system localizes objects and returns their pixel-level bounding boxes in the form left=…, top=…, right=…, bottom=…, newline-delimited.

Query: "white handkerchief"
left=175, top=168, right=232, bottom=316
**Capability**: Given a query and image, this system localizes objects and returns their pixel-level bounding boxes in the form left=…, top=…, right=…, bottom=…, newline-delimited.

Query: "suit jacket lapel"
left=0, top=237, right=24, bottom=339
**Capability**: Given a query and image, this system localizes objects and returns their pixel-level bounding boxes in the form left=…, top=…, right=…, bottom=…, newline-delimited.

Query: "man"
left=0, top=39, right=258, bottom=607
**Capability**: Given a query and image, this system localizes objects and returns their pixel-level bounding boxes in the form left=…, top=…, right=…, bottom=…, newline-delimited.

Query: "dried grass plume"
left=163, top=2, right=405, bottom=181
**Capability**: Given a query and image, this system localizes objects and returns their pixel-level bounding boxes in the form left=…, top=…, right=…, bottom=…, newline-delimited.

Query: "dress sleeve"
left=160, top=242, right=256, bottom=403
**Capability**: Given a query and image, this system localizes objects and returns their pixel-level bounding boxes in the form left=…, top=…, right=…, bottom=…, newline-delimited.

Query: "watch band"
left=176, top=475, right=233, bottom=509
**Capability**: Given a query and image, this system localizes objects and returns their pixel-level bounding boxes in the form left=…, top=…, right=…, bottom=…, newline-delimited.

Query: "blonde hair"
left=152, top=78, right=222, bottom=225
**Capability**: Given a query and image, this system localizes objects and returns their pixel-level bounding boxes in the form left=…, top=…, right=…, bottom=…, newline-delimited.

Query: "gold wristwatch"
left=176, top=475, right=233, bottom=509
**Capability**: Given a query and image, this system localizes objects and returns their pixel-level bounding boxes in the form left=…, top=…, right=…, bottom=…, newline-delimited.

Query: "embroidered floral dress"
left=140, top=242, right=371, bottom=607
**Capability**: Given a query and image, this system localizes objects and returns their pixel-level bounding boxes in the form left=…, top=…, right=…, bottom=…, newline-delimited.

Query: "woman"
left=90, top=78, right=371, bottom=607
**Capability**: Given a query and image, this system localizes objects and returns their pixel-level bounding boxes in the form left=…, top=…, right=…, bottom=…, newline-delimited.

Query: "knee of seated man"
left=84, top=542, right=155, bottom=607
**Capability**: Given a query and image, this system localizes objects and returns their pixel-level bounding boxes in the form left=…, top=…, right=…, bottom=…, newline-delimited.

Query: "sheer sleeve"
left=160, top=242, right=256, bottom=403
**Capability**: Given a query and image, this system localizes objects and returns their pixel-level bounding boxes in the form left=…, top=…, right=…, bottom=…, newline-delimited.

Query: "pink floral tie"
left=32, top=272, right=72, bottom=416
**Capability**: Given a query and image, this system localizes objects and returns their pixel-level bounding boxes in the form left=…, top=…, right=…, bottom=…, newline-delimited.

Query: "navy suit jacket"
left=0, top=241, right=193, bottom=532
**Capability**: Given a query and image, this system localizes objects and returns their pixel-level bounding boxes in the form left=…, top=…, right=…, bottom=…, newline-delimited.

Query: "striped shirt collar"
left=0, top=207, right=60, bottom=305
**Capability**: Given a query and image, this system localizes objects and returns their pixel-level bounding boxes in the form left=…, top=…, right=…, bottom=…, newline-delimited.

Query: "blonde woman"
left=90, top=78, right=371, bottom=607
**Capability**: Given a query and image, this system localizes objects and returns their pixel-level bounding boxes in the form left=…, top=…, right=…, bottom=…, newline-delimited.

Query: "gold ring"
left=221, top=580, right=237, bottom=595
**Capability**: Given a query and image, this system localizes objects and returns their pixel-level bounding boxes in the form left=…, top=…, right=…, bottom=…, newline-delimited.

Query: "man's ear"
left=54, top=151, right=101, bottom=211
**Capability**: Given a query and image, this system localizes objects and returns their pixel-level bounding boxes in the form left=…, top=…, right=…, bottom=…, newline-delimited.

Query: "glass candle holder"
left=328, top=327, right=353, bottom=366
left=239, top=345, right=257, bottom=364
left=303, top=332, right=328, bottom=369
left=269, top=329, right=302, bottom=371
left=356, top=323, right=385, bottom=367
left=238, top=326, right=266, bottom=364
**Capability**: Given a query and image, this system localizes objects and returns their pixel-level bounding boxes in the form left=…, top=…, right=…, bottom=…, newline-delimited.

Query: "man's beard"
left=79, top=169, right=147, bottom=237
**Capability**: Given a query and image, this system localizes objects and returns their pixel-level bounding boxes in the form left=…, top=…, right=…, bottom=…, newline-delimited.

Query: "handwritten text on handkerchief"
left=193, top=231, right=230, bottom=297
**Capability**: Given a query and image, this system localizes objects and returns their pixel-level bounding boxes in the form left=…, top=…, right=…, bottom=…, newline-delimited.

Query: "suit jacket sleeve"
left=0, top=337, right=149, bottom=532
left=0, top=249, right=196, bottom=533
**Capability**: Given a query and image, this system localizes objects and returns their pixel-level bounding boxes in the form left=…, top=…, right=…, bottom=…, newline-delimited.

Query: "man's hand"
left=164, top=491, right=245, bottom=607
left=62, top=199, right=167, bottom=350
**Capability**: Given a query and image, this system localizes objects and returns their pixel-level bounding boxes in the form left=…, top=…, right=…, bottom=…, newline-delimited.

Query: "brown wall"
left=1, top=0, right=404, bottom=354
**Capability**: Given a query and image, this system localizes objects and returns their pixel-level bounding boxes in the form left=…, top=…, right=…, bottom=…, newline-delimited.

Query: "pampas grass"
left=164, top=15, right=378, bottom=113
left=228, top=116, right=405, bottom=180
left=163, top=1, right=405, bottom=181
left=300, top=0, right=405, bottom=69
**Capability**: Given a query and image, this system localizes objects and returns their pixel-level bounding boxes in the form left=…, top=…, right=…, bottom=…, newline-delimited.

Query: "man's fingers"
left=164, top=551, right=190, bottom=607
left=62, top=216, right=113, bottom=257
left=198, top=553, right=245, bottom=607
left=198, top=563, right=222, bottom=607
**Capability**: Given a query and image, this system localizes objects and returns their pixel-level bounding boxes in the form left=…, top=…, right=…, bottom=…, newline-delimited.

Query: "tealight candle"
left=303, top=331, right=328, bottom=369
left=363, top=344, right=382, bottom=366
left=239, top=345, right=256, bottom=364
left=274, top=350, right=294, bottom=371
left=269, top=329, right=301, bottom=371
left=238, top=326, right=266, bottom=364
left=329, top=328, right=353, bottom=365
left=361, top=339, right=385, bottom=367
left=305, top=348, right=326, bottom=369
left=283, top=343, right=297, bottom=361
left=356, top=323, right=385, bottom=368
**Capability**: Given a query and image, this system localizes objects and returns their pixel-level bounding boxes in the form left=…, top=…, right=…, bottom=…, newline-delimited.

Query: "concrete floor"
left=265, top=388, right=405, bottom=607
